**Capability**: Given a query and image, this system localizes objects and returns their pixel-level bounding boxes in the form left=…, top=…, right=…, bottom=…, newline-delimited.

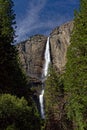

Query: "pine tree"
left=0, top=0, right=28, bottom=97
left=44, top=66, right=66, bottom=130
left=64, top=0, right=87, bottom=129
left=0, top=0, right=16, bottom=43
left=0, top=1, right=41, bottom=130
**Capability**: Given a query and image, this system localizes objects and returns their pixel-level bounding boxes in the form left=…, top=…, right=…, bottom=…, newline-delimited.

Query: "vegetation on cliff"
left=44, top=67, right=73, bottom=130
left=44, top=66, right=64, bottom=130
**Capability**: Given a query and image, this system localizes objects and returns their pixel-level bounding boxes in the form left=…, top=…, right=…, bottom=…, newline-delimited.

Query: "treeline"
left=44, top=0, right=87, bottom=130
left=44, top=67, right=72, bottom=130
left=0, top=0, right=41, bottom=130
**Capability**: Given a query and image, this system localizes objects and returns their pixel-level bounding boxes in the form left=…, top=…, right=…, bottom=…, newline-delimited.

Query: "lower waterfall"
left=39, top=89, right=45, bottom=119
left=39, top=37, right=51, bottom=119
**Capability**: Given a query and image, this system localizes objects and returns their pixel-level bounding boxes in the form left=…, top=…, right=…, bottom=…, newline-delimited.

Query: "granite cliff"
left=17, top=21, right=74, bottom=82
left=17, top=35, right=47, bottom=83
left=50, top=21, right=74, bottom=72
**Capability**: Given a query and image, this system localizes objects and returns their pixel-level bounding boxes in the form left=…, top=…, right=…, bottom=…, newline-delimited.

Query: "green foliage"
left=45, top=66, right=64, bottom=109
left=6, top=124, right=18, bottom=130
left=0, top=94, right=41, bottom=130
left=44, top=66, right=65, bottom=130
left=0, top=0, right=16, bottom=43
left=64, top=0, right=87, bottom=129
left=0, top=0, right=30, bottom=98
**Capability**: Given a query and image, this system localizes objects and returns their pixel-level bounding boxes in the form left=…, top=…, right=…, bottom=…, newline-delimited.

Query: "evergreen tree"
left=44, top=66, right=67, bottom=130
left=0, top=0, right=16, bottom=43
left=0, top=1, right=41, bottom=130
left=0, top=0, right=28, bottom=97
left=64, top=0, right=87, bottom=129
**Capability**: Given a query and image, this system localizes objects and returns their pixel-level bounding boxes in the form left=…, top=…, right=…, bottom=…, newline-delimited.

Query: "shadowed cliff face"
left=50, top=21, right=74, bottom=72
left=17, top=35, right=47, bottom=82
left=17, top=21, right=74, bottom=82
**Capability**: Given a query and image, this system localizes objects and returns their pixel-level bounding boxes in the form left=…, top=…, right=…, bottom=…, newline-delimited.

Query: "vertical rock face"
left=50, top=21, right=74, bottom=72
left=17, top=21, right=74, bottom=81
left=17, top=35, right=47, bottom=82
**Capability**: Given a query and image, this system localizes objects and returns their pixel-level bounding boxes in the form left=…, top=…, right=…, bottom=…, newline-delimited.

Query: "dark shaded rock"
left=17, top=35, right=47, bottom=82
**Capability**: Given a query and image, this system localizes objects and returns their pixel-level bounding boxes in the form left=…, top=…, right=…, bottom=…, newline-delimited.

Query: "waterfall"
left=43, top=37, right=51, bottom=77
left=39, top=89, right=45, bottom=119
left=39, top=37, right=51, bottom=119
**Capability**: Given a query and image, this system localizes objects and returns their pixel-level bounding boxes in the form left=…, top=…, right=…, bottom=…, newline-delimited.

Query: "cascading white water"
left=43, top=37, right=51, bottom=77
left=39, top=37, right=51, bottom=119
left=39, top=89, right=45, bottom=119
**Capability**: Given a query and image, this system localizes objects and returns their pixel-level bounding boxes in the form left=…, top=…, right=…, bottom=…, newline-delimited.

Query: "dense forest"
left=0, top=0, right=87, bottom=130
left=44, top=0, right=87, bottom=130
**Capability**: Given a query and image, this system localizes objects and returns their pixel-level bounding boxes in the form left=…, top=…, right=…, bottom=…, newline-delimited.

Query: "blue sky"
left=13, top=0, right=79, bottom=42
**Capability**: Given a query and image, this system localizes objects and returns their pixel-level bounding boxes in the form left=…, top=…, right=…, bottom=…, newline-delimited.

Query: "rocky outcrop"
left=50, top=21, right=74, bottom=72
left=17, top=35, right=47, bottom=82
left=17, top=21, right=74, bottom=82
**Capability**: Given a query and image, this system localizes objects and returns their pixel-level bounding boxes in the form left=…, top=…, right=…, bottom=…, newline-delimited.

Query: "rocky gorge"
left=17, top=21, right=74, bottom=82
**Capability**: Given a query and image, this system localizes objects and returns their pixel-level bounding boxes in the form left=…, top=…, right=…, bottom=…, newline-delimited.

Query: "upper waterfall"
left=43, top=37, right=51, bottom=77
